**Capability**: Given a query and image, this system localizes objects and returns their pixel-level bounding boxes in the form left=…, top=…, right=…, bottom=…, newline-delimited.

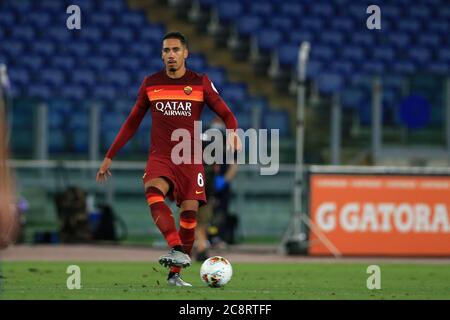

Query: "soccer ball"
left=200, top=256, right=233, bottom=288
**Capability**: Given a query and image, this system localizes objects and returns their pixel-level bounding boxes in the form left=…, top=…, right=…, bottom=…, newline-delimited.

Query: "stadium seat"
left=217, top=1, right=243, bottom=23
left=269, top=16, right=295, bottom=32
left=249, top=2, right=274, bottom=18
left=317, top=73, right=343, bottom=94
left=236, top=15, right=263, bottom=37
left=262, top=110, right=290, bottom=137
left=279, top=2, right=304, bottom=18
left=277, top=44, right=299, bottom=67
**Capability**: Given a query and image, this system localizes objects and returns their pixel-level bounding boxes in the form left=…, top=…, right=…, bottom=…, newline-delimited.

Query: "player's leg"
left=144, top=177, right=191, bottom=268
left=167, top=199, right=199, bottom=286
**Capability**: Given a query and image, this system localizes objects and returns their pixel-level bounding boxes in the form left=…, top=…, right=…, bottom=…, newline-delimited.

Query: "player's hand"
left=96, top=157, right=112, bottom=183
left=226, top=131, right=242, bottom=152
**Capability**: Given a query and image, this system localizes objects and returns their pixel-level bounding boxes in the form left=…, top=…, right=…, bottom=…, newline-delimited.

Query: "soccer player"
left=96, top=32, right=241, bottom=286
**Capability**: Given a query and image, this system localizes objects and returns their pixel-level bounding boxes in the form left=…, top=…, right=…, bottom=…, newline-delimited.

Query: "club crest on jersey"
left=184, top=86, right=193, bottom=95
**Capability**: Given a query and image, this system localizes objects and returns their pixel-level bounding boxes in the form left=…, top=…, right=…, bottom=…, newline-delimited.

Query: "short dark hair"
left=162, top=31, right=188, bottom=48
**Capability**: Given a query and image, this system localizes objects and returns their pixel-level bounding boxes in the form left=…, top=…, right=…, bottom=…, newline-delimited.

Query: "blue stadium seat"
left=351, top=31, right=375, bottom=47
left=317, top=73, right=343, bottom=94
left=392, top=61, right=416, bottom=75
left=256, top=28, right=283, bottom=52
left=51, top=56, right=76, bottom=71
left=387, top=33, right=411, bottom=49
left=109, top=27, right=135, bottom=42
left=32, top=41, right=56, bottom=56
left=320, top=31, right=345, bottom=46
left=279, top=2, right=304, bottom=18
left=427, top=20, right=449, bottom=34
left=105, top=70, right=130, bottom=87
left=417, top=34, right=441, bottom=48
left=221, top=83, right=248, bottom=106
left=117, top=57, right=142, bottom=73
left=217, top=1, right=243, bottom=23
left=27, top=84, right=52, bottom=100
left=41, top=69, right=65, bottom=87
left=262, top=110, right=290, bottom=137
left=72, top=69, right=96, bottom=86
left=39, top=0, right=63, bottom=12
left=9, top=69, right=30, bottom=87
left=84, top=56, right=110, bottom=72
left=299, top=17, right=323, bottom=32
left=249, top=2, right=274, bottom=18
left=329, top=17, right=354, bottom=32
left=408, top=47, right=431, bottom=65
left=96, top=42, right=121, bottom=57
left=289, top=30, right=315, bottom=46
left=47, top=27, right=73, bottom=42
left=187, top=54, right=207, bottom=71
left=341, top=88, right=366, bottom=109
left=93, top=85, right=117, bottom=101
left=234, top=111, right=251, bottom=130
left=331, top=61, right=354, bottom=79
left=79, top=27, right=104, bottom=43
left=269, top=16, right=295, bottom=32
left=236, top=15, right=263, bottom=37
left=397, top=19, right=422, bottom=33
left=67, top=42, right=91, bottom=57
left=306, top=61, right=323, bottom=80
left=205, top=67, right=227, bottom=89
left=139, top=24, right=166, bottom=42
left=128, top=42, right=156, bottom=58
left=0, top=12, right=16, bottom=27
left=120, top=12, right=146, bottom=28
left=90, top=13, right=114, bottom=28
left=410, top=5, right=431, bottom=19
left=341, top=46, right=365, bottom=63
left=60, top=85, right=87, bottom=100
left=309, top=2, right=334, bottom=17
left=428, top=62, right=449, bottom=74
left=310, top=45, right=334, bottom=62
left=438, top=48, right=450, bottom=63
left=11, top=26, right=35, bottom=41
left=371, top=46, right=395, bottom=64
left=102, top=0, right=126, bottom=12
left=277, top=44, right=299, bottom=67
left=1, top=40, right=24, bottom=57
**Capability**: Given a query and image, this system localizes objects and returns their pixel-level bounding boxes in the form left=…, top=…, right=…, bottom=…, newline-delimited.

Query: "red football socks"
left=146, top=187, right=182, bottom=248
left=170, top=210, right=197, bottom=274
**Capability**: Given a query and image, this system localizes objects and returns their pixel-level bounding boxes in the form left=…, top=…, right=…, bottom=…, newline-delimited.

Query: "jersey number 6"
left=197, top=173, right=204, bottom=187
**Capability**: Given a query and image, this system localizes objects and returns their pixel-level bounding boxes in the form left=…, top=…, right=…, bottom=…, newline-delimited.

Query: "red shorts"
left=143, top=156, right=207, bottom=207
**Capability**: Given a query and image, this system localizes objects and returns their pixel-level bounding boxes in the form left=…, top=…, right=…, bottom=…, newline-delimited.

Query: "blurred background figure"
left=195, top=117, right=239, bottom=261
left=0, top=63, right=18, bottom=249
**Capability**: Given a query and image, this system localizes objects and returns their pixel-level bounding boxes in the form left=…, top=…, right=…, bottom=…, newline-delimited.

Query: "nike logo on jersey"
left=153, top=89, right=164, bottom=92
left=195, top=190, right=204, bottom=194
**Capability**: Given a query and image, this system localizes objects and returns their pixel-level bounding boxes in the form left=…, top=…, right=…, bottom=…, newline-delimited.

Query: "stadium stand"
left=0, top=0, right=290, bottom=157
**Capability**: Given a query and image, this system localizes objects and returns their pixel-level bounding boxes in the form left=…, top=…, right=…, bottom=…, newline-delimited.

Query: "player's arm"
left=203, top=75, right=242, bottom=152
left=96, top=79, right=150, bottom=183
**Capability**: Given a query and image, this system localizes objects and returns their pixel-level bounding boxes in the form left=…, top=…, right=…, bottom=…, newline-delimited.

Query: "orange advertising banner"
left=309, top=174, right=450, bottom=256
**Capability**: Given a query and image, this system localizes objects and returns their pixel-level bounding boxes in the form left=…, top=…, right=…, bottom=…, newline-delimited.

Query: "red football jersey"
left=105, top=69, right=238, bottom=161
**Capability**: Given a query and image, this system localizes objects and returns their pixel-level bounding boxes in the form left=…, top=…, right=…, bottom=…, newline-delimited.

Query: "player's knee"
left=145, top=186, right=165, bottom=206
left=180, top=210, right=197, bottom=229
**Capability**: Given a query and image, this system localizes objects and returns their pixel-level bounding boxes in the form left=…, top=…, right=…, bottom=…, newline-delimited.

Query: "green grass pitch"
left=1, top=261, right=449, bottom=299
